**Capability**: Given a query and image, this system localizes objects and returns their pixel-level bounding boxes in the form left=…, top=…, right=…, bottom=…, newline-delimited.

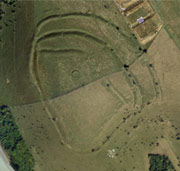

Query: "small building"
left=137, top=16, right=144, bottom=24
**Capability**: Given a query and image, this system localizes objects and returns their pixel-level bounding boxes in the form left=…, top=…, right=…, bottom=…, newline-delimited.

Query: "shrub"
left=148, top=154, right=176, bottom=171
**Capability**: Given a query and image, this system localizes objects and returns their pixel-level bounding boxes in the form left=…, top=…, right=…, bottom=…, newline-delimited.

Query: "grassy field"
left=10, top=28, right=180, bottom=171
left=0, top=0, right=142, bottom=106
left=0, top=1, right=40, bottom=105
left=30, top=0, right=144, bottom=100
left=1, top=0, right=180, bottom=171
left=150, top=0, right=180, bottom=50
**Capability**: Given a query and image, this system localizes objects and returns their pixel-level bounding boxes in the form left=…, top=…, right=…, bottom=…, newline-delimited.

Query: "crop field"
left=1, top=0, right=180, bottom=171
left=126, top=0, right=154, bottom=25
left=127, top=6, right=149, bottom=24
left=116, top=0, right=142, bottom=10
left=115, top=0, right=162, bottom=45
left=133, top=14, right=162, bottom=39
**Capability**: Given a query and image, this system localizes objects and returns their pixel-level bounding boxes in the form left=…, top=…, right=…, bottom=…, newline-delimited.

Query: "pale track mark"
left=104, top=79, right=128, bottom=105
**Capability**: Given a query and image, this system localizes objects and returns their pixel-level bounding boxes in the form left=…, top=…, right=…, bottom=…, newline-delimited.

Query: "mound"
left=0, top=0, right=142, bottom=105
left=2, top=0, right=180, bottom=171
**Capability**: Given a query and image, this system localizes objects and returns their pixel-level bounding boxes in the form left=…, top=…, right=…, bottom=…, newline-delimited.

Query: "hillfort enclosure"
left=0, top=0, right=180, bottom=171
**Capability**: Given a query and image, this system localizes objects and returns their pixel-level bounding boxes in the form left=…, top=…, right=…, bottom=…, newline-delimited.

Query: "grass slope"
left=150, top=0, right=180, bottom=50
left=0, top=0, right=142, bottom=105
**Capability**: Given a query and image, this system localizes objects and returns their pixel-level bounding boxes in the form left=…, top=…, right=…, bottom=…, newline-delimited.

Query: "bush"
left=2, top=0, right=16, bottom=5
left=148, top=154, right=176, bottom=171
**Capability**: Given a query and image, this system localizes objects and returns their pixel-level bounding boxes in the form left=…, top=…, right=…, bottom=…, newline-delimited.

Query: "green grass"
left=36, top=39, right=123, bottom=99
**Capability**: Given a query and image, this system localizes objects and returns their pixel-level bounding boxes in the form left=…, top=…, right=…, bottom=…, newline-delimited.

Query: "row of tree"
left=148, top=154, right=176, bottom=171
left=0, top=105, right=35, bottom=171
left=2, top=0, right=16, bottom=5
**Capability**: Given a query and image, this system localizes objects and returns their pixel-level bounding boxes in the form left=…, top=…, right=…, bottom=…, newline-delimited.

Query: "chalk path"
left=0, top=146, right=14, bottom=171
